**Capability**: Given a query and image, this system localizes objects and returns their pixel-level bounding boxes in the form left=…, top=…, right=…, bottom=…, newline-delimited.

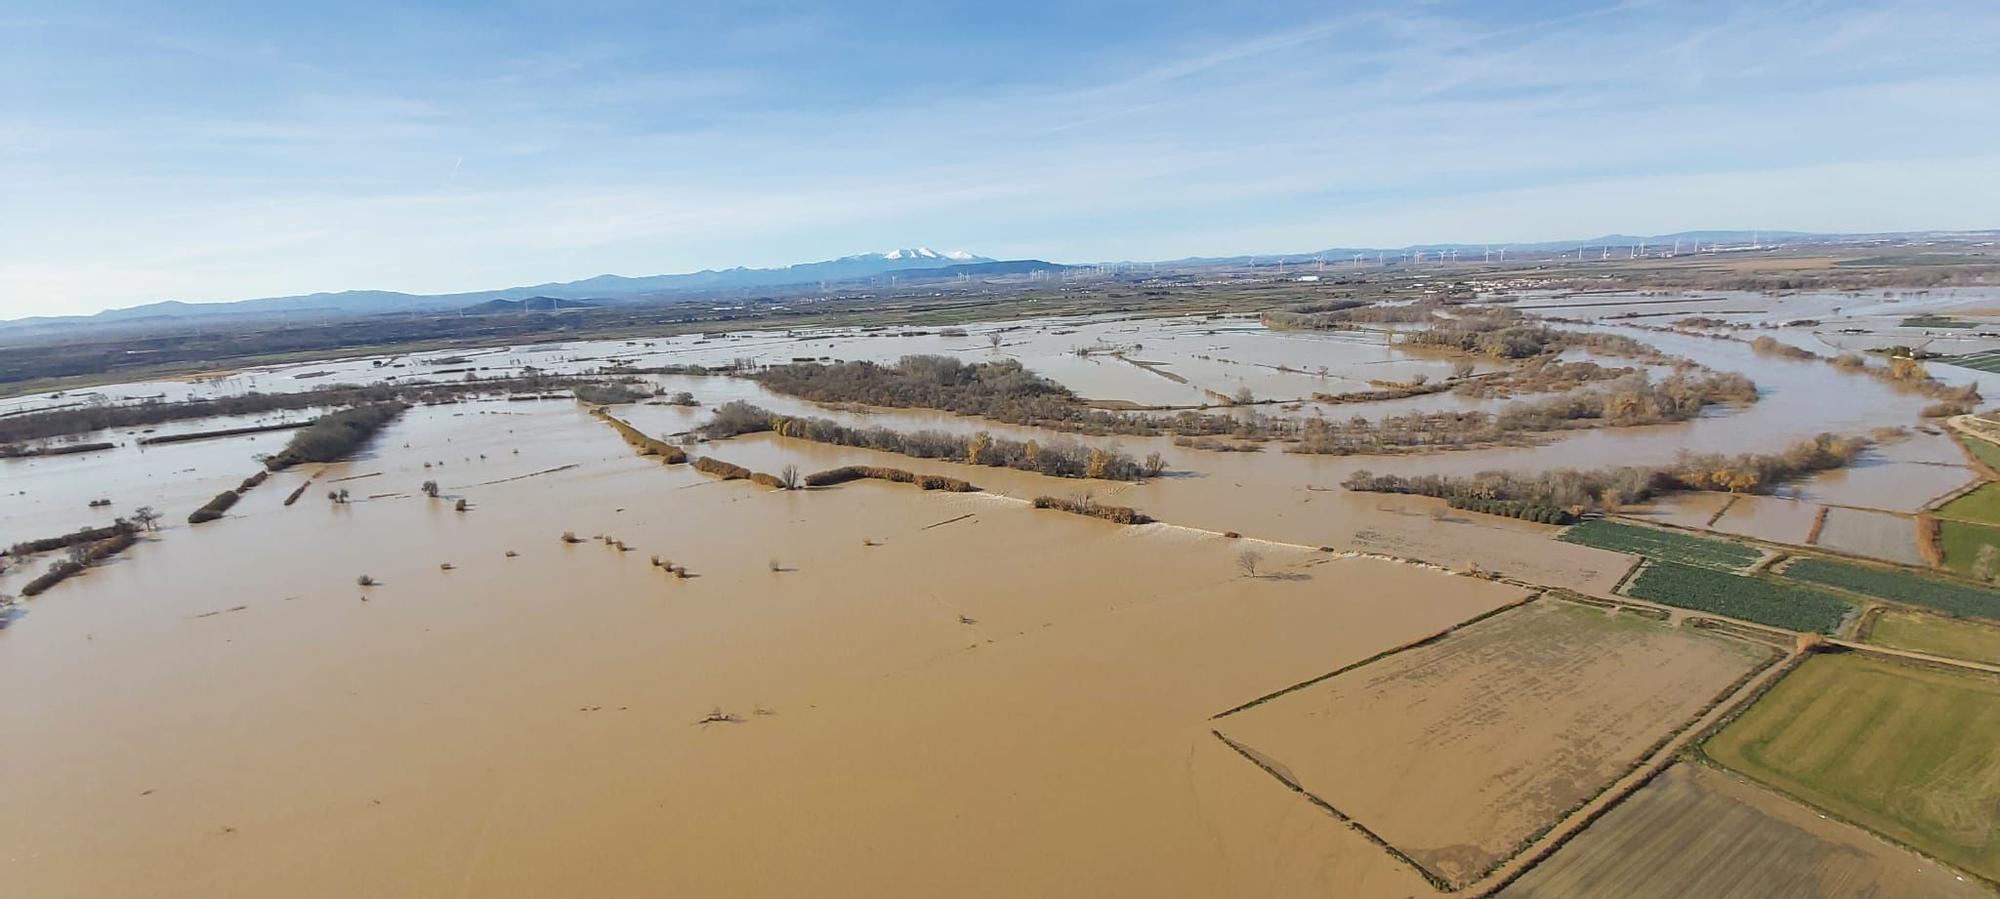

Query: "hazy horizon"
left=6, top=0, right=2000, bottom=317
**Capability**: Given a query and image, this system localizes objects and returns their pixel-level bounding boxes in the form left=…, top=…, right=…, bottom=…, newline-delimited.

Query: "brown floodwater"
left=0, top=399, right=1535, bottom=897
left=6, top=289, right=1991, bottom=894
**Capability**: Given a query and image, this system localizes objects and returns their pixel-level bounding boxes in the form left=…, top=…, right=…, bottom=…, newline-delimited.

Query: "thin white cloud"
left=2, top=0, right=1998, bottom=315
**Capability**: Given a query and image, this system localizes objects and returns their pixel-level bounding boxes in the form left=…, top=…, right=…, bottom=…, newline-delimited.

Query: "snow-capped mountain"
left=872, top=247, right=988, bottom=262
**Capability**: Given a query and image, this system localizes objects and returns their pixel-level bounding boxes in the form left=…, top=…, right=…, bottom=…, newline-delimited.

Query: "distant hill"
left=458, top=296, right=598, bottom=315
left=11, top=247, right=1002, bottom=328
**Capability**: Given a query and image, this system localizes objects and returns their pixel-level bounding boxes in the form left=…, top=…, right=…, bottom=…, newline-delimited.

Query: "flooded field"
left=1214, top=598, right=1775, bottom=887
left=1814, top=507, right=1924, bottom=566
left=1499, top=762, right=1995, bottom=899
left=0, top=398, right=1547, bottom=897
left=8, top=286, right=2000, bottom=895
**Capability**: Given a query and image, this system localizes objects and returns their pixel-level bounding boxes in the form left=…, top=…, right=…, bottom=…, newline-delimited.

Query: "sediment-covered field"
left=1500, top=762, right=1994, bottom=899
left=1812, top=507, right=1924, bottom=566
left=1214, top=598, right=1774, bottom=886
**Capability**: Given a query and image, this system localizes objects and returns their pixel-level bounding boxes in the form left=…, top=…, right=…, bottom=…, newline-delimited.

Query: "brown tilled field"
left=1214, top=599, right=1776, bottom=886
left=1499, top=763, right=1992, bottom=899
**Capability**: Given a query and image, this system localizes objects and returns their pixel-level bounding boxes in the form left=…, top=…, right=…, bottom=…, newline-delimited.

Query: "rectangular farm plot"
left=1785, top=557, right=2000, bottom=621
left=1709, top=494, right=1820, bottom=545
left=1942, top=520, right=2000, bottom=579
left=1627, top=561, right=1853, bottom=633
left=1499, top=763, right=1993, bottom=899
left=1560, top=519, right=1760, bottom=570
left=1957, top=434, right=2000, bottom=471
left=1939, top=481, right=2000, bottom=525
left=1865, top=608, right=2000, bottom=665
left=1811, top=507, right=1924, bottom=566
left=1704, top=652, right=2000, bottom=883
left=1215, top=599, right=1775, bottom=888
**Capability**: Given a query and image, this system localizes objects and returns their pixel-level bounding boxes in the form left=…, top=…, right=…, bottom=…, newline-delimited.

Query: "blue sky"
left=3, top=0, right=1998, bottom=316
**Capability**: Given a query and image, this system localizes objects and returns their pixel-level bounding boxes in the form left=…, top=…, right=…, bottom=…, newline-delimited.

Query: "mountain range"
left=10, top=248, right=1008, bottom=328
left=10, top=229, right=1994, bottom=330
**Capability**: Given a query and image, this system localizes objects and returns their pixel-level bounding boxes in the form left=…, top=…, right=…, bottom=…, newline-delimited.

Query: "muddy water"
left=5, top=291, right=1988, bottom=894
left=0, top=399, right=1529, bottom=897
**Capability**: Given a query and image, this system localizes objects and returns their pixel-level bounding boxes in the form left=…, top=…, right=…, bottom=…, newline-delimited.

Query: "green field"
left=1625, top=561, right=1852, bottom=633
left=1786, top=557, right=2000, bottom=620
left=1866, top=609, right=2000, bottom=665
left=1939, top=520, right=2000, bottom=579
left=1939, top=482, right=2000, bottom=525
left=1947, top=352, right=2000, bottom=375
left=1705, top=652, right=2000, bottom=882
left=1957, top=435, right=2000, bottom=471
left=1562, top=520, right=1761, bottom=570
left=1902, top=314, right=1978, bottom=329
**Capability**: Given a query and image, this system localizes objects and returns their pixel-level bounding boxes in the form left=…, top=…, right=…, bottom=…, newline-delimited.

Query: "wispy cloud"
left=2, top=0, right=1998, bottom=315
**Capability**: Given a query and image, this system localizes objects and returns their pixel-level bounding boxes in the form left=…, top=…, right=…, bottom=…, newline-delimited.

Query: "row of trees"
left=1402, top=320, right=1675, bottom=363
left=264, top=403, right=408, bottom=470
left=1342, top=431, right=1878, bottom=511
left=702, top=401, right=1161, bottom=481
left=1291, top=371, right=1758, bottom=455
left=754, top=356, right=1279, bottom=439
left=0, top=373, right=606, bottom=445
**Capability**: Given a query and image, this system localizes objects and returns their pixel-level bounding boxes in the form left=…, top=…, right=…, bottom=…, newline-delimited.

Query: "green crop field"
left=1957, top=434, right=2000, bottom=470
left=1939, top=482, right=2000, bottom=526
left=1562, top=520, right=1761, bottom=570
left=1865, top=609, right=2000, bottom=665
left=1946, top=351, right=2000, bottom=375
left=1625, top=562, right=1851, bottom=632
left=1705, top=652, right=2000, bottom=882
left=1901, top=314, right=1977, bottom=329
left=1786, top=557, right=2000, bottom=620
left=1938, top=520, right=2000, bottom=579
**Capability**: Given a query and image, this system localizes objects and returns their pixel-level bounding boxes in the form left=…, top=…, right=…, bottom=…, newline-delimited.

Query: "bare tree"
left=1237, top=549, right=1263, bottom=578
left=779, top=464, right=800, bottom=490
left=66, top=541, right=94, bottom=566
left=131, top=506, right=162, bottom=531
left=1142, top=452, right=1167, bottom=478
left=420, top=480, right=440, bottom=498
left=988, top=333, right=1004, bottom=350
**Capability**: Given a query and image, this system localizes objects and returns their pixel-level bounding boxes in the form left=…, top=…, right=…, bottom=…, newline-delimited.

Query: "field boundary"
left=1212, top=593, right=1785, bottom=893
left=1469, top=646, right=1800, bottom=897
left=1208, top=591, right=1540, bottom=720
left=1687, top=649, right=2000, bottom=891
left=1211, top=730, right=1452, bottom=891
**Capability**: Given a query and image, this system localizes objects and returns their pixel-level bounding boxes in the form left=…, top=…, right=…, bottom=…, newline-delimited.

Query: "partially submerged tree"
left=131, top=506, right=162, bottom=531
